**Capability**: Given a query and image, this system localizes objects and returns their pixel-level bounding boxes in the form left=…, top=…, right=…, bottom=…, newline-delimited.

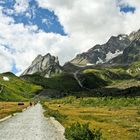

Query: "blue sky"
left=120, top=4, right=136, bottom=13
left=12, top=62, right=18, bottom=73
left=0, top=0, right=66, bottom=35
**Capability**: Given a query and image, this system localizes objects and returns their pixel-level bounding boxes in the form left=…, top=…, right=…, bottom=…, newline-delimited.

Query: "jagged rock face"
left=109, top=35, right=140, bottom=64
left=70, top=34, right=131, bottom=66
left=21, top=53, right=62, bottom=77
left=129, top=29, right=140, bottom=41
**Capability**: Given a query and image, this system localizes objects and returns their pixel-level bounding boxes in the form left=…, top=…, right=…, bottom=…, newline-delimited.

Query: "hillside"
left=0, top=72, right=42, bottom=101
left=21, top=61, right=140, bottom=98
left=21, top=73, right=81, bottom=98
left=6, top=29, right=140, bottom=99
left=128, top=61, right=140, bottom=77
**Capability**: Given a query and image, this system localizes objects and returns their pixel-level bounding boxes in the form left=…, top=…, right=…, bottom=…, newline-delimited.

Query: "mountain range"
left=71, top=29, right=140, bottom=66
left=22, top=29, right=140, bottom=77
left=1, top=28, right=140, bottom=101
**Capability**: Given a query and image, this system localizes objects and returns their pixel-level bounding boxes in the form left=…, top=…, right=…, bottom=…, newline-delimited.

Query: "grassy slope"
left=43, top=96, right=140, bottom=140
left=0, top=72, right=42, bottom=101
left=21, top=73, right=81, bottom=92
left=22, top=68, right=127, bottom=92
left=81, top=62, right=140, bottom=89
left=128, top=61, right=140, bottom=77
left=21, top=61, right=140, bottom=98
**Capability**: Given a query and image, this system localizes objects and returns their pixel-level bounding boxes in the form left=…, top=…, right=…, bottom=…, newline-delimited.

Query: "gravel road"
left=0, top=104, right=65, bottom=140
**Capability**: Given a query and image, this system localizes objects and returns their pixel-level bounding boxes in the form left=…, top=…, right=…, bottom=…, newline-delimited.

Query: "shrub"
left=43, top=106, right=67, bottom=123
left=65, top=122, right=102, bottom=140
left=80, top=97, right=140, bottom=107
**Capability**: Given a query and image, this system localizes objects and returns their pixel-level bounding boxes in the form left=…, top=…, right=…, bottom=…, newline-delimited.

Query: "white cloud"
left=14, top=0, right=29, bottom=13
left=0, top=45, right=13, bottom=72
left=37, top=0, right=140, bottom=47
left=0, top=0, right=140, bottom=74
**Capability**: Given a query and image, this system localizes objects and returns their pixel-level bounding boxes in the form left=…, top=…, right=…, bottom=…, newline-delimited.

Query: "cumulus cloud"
left=0, top=45, right=13, bottom=72
left=14, top=0, right=29, bottom=13
left=0, top=0, right=140, bottom=74
left=37, top=0, right=140, bottom=50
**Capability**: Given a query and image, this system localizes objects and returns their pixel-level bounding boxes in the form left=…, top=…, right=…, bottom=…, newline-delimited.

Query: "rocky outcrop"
left=109, top=29, right=140, bottom=64
left=70, top=34, right=131, bottom=66
left=129, top=29, right=140, bottom=41
left=21, top=53, right=62, bottom=78
left=70, top=29, right=140, bottom=66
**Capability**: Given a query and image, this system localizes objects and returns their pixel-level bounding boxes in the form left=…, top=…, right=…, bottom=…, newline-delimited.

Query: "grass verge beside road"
left=43, top=96, right=140, bottom=140
left=0, top=102, right=29, bottom=119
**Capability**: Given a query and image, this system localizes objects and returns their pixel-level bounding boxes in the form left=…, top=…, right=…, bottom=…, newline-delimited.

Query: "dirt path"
left=0, top=104, right=65, bottom=140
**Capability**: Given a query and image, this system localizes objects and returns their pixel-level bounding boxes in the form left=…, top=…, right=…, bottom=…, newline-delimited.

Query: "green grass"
left=21, top=73, right=81, bottom=92
left=65, top=122, right=102, bottom=140
left=0, top=72, right=42, bottom=101
left=43, top=96, right=140, bottom=140
left=21, top=61, right=140, bottom=98
left=43, top=104, right=67, bottom=124
left=79, top=72, right=108, bottom=89
left=80, top=63, right=140, bottom=91
left=79, top=97, right=140, bottom=107
left=128, top=61, right=140, bottom=77
left=83, top=67, right=132, bottom=81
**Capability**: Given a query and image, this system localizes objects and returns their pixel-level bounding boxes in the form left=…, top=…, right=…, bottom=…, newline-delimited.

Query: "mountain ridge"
left=21, top=53, right=62, bottom=78
left=21, top=28, right=140, bottom=78
left=70, top=29, right=140, bottom=66
left=70, top=34, right=131, bottom=66
left=109, top=30, right=140, bottom=64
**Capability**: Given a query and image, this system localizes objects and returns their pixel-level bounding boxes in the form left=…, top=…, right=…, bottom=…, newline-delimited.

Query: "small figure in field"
left=30, top=102, right=32, bottom=106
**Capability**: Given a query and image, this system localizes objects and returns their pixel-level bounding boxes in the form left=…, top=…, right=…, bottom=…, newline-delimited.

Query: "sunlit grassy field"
left=44, top=96, right=140, bottom=140
left=0, top=72, right=42, bottom=101
left=0, top=102, right=29, bottom=119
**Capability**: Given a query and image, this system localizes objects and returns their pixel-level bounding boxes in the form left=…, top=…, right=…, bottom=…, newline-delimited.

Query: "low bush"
left=51, top=96, right=76, bottom=104
left=80, top=97, right=140, bottom=107
left=43, top=105, right=67, bottom=123
left=65, top=122, right=102, bottom=140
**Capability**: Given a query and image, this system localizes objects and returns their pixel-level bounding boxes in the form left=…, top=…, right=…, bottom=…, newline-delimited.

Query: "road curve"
left=0, top=104, right=65, bottom=140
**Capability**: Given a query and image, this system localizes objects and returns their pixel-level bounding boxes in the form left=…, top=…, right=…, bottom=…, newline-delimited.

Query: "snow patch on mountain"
left=86, top=63, right=94, bottom=66
left=106, top=50, right=123, bottom=62
left=94, top=49, right=100, bottom=52
left=119, top=35, right=128, bottom=41
left=3, top=76, right=9, bottom=81
left=96, top=57, right=104, bottom=64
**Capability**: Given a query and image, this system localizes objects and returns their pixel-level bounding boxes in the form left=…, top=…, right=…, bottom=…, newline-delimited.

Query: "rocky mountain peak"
left=70, top=33, right=130, bottom=66
left=129, top=29, right=140, bottom=41
left=109, top=29, right=140, bottom=64
left=21, top=53, right=62, bottom=78
left=32, top=54, right=43, bottom=65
